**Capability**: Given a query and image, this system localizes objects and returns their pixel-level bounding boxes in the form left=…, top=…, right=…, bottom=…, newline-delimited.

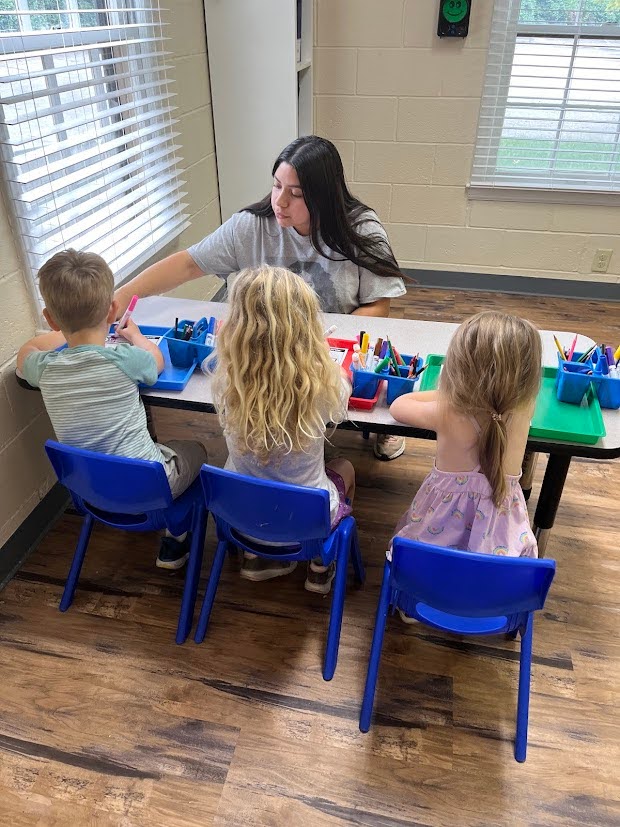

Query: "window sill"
left=467, top=185, right=620, bottom=207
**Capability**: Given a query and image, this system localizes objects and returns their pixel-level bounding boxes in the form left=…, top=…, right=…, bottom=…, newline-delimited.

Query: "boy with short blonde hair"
left=18, top=249, right=207, bottom=569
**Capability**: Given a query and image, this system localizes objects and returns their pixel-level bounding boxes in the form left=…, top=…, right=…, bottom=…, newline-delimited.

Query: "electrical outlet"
left=592, top=249, right=613, bottom=273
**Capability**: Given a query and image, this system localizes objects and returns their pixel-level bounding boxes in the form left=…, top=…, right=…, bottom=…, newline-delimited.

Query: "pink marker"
left=116, top=295, right=139, bottom=332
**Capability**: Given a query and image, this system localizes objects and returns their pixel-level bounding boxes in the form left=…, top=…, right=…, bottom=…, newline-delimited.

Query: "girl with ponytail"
left=389, top=312, right=542, bottom=567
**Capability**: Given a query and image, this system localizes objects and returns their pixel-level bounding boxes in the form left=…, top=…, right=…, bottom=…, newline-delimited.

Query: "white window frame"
left=469, top=1, right=620, bottom=205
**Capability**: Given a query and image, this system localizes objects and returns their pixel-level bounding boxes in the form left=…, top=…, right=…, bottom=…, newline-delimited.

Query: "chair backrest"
left=200, top=465, right=332, bottom=544
left=391, top=537, right=556, bottom=618
left=45, top=439, right=173, bottom=514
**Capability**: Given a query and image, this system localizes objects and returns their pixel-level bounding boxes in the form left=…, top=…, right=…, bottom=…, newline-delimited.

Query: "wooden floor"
left=1, top=288, right=619, bottom=827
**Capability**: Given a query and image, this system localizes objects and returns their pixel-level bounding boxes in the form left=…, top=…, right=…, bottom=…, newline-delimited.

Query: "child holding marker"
left=17, top=250, right=207, bottom=570
left=210, top=265, right=355, bottom=594
left=389, top=311, right=541, bottom=620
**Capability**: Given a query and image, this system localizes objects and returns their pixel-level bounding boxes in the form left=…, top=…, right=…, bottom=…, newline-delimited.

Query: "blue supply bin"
left=385, top=355, right=425, bottom=404
left=351, top=353, right=423, bottom=403
left=593, top=374, right=620, bottom=410
left=555, top=352, right=593, bottom=405
left=163, top=319, right=215, bottom=369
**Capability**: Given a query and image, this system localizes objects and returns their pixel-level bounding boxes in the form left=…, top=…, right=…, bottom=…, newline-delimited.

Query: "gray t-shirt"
left=223, top=376, right=351, bottom=524
left=187, top=210, right=406, bottom=315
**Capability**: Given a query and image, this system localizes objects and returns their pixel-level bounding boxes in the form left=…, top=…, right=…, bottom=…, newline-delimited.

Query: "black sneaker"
left=304, top=559, right=336, bottom=595
left=156, top=534, right=191, bottom=570
left=240, top=552, right=297, bottom=581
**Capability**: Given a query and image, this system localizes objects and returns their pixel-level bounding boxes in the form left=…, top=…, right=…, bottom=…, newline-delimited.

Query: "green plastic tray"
left=419, top=354, right=444, bottom=392
left=530, top=366, right=605, bottom=444
left=418, top=355, right=606, bottom=445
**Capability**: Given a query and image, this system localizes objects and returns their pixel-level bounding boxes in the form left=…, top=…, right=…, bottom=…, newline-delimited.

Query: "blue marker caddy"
left=163, top=318, right=215, bottom=370
left=591, top=349, right=620, bottom=410
left=555, top=352, right=593, bottom=405
left=351, top=353, right=424, bottom=403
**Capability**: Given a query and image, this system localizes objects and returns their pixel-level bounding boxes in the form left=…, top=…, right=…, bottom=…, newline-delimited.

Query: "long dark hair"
left=242, top=135, right=404, bottom=281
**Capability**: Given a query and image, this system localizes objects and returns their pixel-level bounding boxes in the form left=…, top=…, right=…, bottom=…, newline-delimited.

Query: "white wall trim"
left=467, top=185, right=620, bottom=207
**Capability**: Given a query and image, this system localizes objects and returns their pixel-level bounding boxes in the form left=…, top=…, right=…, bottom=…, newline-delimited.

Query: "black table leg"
left=532, top=453, right=571, bottom=557
left=520, top=449, right=538, bottom=502
left=145, top=402, right=158, bottom=441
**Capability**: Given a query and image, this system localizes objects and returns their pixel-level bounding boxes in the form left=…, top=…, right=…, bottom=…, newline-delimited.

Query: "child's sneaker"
left=304, top=559, right=336, bottom=595
left=240, top=552, right=297, bottom=581
left=397, top=608, right=416, bottom=624
left=156, top=534, right=191, bottom=570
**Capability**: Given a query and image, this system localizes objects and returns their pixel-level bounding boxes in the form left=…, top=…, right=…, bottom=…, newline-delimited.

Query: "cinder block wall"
left=314, top=0, right=620, bottom=284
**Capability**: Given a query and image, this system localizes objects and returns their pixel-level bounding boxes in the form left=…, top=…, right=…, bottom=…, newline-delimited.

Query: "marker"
left=359, top=330, right=365, bottom=346
left=361, top=332, right=369, bottom=355
left=605, top=346, right=614, bottom=367
left=324, top=324, right=337, bottom=338
left=374, top=355, right=391, bottom=374
left=614, top=344, right=620, bottom=362
left=373, top=338, right=383, bottom=357
left=351, top=352, right=361, bottom=372
left=205, top=316, right=216, bottom=347
left=366, top=341, right=376, bottom=371
left=116, top=294, right=138, bottom=332
left=174, top=317, right=179, bottom=339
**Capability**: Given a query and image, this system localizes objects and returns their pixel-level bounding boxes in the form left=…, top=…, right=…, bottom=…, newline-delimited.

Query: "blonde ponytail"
left=440, top=312, right=542, bottom=507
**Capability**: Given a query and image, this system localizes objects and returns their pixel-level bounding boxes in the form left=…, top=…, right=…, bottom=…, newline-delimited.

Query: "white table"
left=133, top=297, right=619, bottom=554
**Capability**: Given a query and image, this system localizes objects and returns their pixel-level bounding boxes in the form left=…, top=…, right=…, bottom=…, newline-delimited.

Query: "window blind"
left=471, top=0, right=620, bottom=194
left=0, top=1, right=188, bottom=289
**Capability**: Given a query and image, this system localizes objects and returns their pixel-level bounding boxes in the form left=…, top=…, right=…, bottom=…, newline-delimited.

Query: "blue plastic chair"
left=194, top=464, right=365, bottom=680
left=360, top=538, right=556, bottom=762
left=44, top=439, right=208, bottom=644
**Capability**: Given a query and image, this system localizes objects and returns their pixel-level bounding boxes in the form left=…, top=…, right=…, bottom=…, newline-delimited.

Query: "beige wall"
left=159, top=0, right=222, bottom=301
left=314, top=0, right=620, bottom=284
left=0, top=207, right=57, bottom=548
left=0, top=0, right=221, bottom=549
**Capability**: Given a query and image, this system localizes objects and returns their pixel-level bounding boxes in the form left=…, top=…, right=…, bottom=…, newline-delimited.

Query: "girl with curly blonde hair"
left=212, top=266, right=355, bottom=593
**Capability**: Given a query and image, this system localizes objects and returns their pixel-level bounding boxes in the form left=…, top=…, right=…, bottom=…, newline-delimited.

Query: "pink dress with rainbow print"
left=392, top=464, right=538, bottom=558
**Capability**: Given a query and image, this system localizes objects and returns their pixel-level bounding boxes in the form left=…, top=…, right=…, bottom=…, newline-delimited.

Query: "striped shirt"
left=22, top=344, right=163, bottom=463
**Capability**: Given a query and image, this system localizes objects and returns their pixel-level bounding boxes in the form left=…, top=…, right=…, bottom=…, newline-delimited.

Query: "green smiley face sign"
left=442, top=0, right=468, bottom=24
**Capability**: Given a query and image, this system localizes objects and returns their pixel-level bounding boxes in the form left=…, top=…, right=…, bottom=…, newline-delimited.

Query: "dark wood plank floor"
left=1, top=288, right=619, bottom=826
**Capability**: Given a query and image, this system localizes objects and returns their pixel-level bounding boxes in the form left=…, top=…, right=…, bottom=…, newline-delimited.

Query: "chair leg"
left=359, top=561, right=392, bottom=732
left=176, top=507, right=208, bottom=645
left=349, top=522, right=365, bottom=584
left=323, top=543, right=349, bottom=681
left=59, top=513, right=94, bottom=612
left=515, top=614, right=534, bottom=762
left=194, top=539, right=227, bottom=643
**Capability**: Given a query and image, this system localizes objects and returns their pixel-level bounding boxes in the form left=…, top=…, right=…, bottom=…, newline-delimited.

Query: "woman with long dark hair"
left=115, top=135, right=407, bottom=458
